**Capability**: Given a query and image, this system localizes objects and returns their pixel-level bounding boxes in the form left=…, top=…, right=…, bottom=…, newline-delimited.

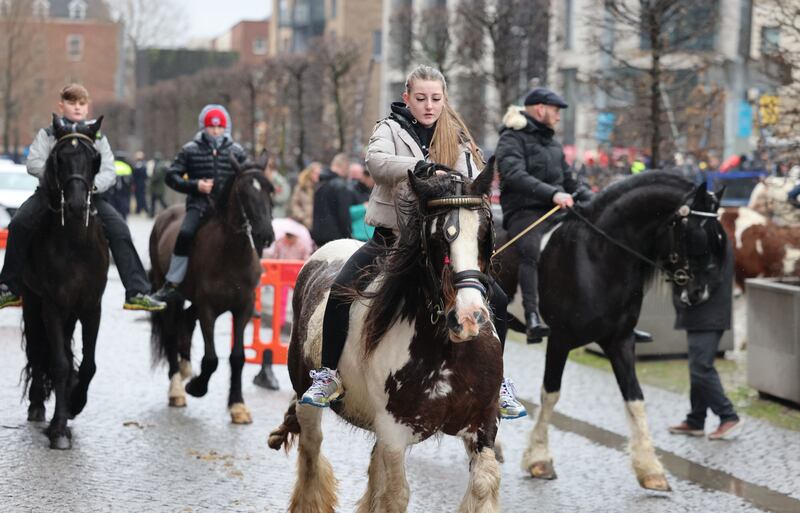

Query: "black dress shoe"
left=526, top=312, right=550, bottom=344
left=634, top=328, right=653, bottom=343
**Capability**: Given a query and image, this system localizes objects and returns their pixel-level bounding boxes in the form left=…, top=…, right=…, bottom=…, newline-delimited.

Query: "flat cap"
left=524, top=87, right=568, bottom=108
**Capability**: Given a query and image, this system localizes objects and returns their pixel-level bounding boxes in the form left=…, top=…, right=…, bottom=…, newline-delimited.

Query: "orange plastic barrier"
left=238, top=259, right=305, bottom=365
left=0, top=229, right=7, bottom=249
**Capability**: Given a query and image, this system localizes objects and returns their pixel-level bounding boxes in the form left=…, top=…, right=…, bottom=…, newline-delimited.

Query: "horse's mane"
left=359, top=176, right=457, bottom=353
left=575, top=171, right=694, bottom=219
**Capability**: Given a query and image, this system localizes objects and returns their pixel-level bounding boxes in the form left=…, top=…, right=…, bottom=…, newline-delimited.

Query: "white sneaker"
left=299, top=367, right=343, bottom=408
left=499, top=377, right=527, bottom=420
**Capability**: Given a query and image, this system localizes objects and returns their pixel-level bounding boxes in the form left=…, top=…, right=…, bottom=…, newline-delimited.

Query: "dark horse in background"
left=22, top=115, right=110, bottom=449
left=494, top=172, right=727, bottom=491
left=149, top=154, right=274, bottom=424
left=269, top=169, right=503, bottom=513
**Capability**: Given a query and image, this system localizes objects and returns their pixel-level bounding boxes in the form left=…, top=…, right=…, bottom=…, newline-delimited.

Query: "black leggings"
left=320, top=228, right=508, bottom=369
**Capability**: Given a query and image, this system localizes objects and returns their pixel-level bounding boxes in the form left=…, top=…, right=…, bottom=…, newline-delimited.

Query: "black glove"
left=413, top=160, right=436, bottom=178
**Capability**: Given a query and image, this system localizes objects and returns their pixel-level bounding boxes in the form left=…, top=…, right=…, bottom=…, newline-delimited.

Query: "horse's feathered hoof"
left=529, top=460, right=557, bottom=480
left=169, top=396, right=187, bottom=407
left=27, top=405, right=45, bottom=422
left=229, top=403, right=253, bottom=424
left=47, top=426, right=72, bottom=450
left=640, top=474, right=671, bottom=492
left=185, top=378, right=208, bottom=398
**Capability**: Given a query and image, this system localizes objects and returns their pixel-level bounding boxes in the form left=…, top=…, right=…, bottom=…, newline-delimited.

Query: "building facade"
left=548, top=0, right=787, bottom=165
left=212, top=19, right=271, bottom=65
left=0, top=0, right=123, bottom=154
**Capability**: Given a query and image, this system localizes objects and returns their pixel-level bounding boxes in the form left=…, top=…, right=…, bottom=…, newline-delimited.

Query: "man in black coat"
left=496, top=87, right=592, bottom=343
left=669, top=242, right=743, bottom=440
left=153, top=105, right=247, bottom=301
left=311, top=153, right=356, bottom=247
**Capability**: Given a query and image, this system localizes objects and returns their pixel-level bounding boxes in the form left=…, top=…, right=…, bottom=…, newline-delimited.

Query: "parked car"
left=0, top=160, right=37, bottom=228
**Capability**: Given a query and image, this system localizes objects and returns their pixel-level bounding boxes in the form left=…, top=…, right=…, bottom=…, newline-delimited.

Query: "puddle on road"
left=519, top=399, right=799, bottom=513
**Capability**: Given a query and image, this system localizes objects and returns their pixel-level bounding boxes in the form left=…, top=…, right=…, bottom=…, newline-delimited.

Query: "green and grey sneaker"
left=0, top=284, right=21, bottom=309
left=123, top=293, right=167, bottom=311
left=499, top=377, right=527, bottom=420
left=299, top=367, right=343, bottom=407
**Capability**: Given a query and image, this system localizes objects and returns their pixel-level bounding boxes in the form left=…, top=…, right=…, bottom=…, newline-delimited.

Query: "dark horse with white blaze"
left=494, top=172, right=727, bottom=491
left=22, top=115, right=109, bottom=450
left=269, top=168, right=503, bottom=513
left=149, top=155, right=274, bottom=423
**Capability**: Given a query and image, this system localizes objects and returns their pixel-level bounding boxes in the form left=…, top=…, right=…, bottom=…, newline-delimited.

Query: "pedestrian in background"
left=149, top=152, right=169, bottom=217
left=310, top=153, right=355, bottom=247
left=669, top=240, right=743, bottom=440
left=109, top=155, right=133, bottom=220
left=289, top=161, right=321, bottom=230
left=132, top=150, right=148, bottom=215
left=265, top=156, right=291, bottom=218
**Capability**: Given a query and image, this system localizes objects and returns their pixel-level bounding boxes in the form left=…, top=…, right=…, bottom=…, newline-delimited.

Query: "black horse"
left=22, top=115, right=110, bottom=450
left=494, top=172, right=727, bottom=491
left=149, top=154, right=274, bottom=424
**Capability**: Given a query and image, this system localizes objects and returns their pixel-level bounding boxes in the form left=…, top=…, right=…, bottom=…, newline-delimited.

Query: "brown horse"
left=269, top=168, right=503, bottom=513
left=149, top=155, right=274, bottom=423
left=22, top=115, right=109, bottom=449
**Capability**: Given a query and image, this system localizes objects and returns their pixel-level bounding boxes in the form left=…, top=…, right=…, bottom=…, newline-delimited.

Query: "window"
left=68, top=0, right=87, bottom=19
left=761, top=26, right=780, bottom=55
left=0, top=0, right=9, bottom=16
left=372, top=30, right=382, bottom=59
left=278, top=0, right=290, bottom=26
left=564, top=0, right=574, bottom=50
left=32, top=0, right=50, bottom=18
left=330, top=0, right=337, bottom=18
left=252, top=37, right=267, bottom=55
left=66, top=34, right=83, bottom=61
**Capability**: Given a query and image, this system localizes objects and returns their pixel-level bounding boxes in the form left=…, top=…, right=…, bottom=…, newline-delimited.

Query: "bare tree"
left=589, top=0, right=720, bottom=167
left=0, top=0, right=42, bottom=158
left=314, top=37, right=363, bottom=153
left=108, top=0, right=187, bottom=48
left=276, top=54, right=315, bottom=170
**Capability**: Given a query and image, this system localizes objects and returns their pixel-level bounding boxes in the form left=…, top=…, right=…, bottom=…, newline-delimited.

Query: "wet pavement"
left=0, top=216, right=798, bottom=513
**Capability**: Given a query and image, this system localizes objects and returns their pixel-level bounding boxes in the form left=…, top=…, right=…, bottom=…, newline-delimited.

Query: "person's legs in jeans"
left=94, top=198, right=165, bottom=311
left=0, top=189, right=49, bottom=306
left=153, top=207, right=203, bottom=301
left=686, top=330, right=738, bottom=428
left=301, top=228, right=394, bottom=407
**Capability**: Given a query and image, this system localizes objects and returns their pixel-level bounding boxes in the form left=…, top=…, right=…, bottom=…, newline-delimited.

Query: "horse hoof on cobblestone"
left=27, top=405, right=45, bottom=422
left=640, top=474, right=671, bottom=492
left=528, top=460, right=557, bottom=480
left=169, top=396, right=187, bottom=407
left=47, top=425, right=72, bottom=450
left=229, top=403, right=252, bottom=424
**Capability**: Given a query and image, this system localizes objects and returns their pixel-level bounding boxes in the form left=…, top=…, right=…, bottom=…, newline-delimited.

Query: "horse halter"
left=666, top=204, right=720, bottom=286
left=419, top=173, right=493, bottom=324
left=231, top=169, right=268, bottom=250
left=51, top=132, right=98, bottom=227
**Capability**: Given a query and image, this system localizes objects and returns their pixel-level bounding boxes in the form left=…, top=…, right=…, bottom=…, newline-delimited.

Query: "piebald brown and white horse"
left=269, top=167, right=503, bottom=513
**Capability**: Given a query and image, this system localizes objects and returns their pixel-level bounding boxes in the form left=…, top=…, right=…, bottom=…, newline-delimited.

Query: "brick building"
left=213, top=19, right=271, bottom=65
left=0, top=0, right=123, bottom=155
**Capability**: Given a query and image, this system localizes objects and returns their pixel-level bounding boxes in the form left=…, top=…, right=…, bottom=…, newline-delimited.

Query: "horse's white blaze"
left=522, top=388, right=559, bottom=470
left=450, top=208, right=489, bottom=334
left=624, top=400, right=665, bottom=479
left=252, top=178, right=261, bottom=191
left=733, top=207, right=766, bottom=248
left=783, top=247, right=800, bottom=275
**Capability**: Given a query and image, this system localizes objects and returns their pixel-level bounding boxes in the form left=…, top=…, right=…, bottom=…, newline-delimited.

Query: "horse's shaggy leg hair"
left=459, top=447, right=501, bottom=513
left=355, top=443, right=385, bottom=513
left=288, top=404, right=337, bottom=513
left=522, top=387, right=560, bottom=477
left=268, top=396, right=300, bottom=452
left=377, top=446, right=409, bottom=513
left=625, top=400, right=670, bottom=491
left=168, top=372, right=186, bottom=407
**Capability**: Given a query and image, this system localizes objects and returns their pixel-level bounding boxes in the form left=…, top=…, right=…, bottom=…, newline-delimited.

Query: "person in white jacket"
left=300, top=65, right=527, bottom=420
left=0, top=84, right=165, bottom=312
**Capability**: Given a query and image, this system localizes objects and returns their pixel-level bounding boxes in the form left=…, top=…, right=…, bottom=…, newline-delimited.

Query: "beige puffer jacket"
left=364, top=118, right=481, bottom=230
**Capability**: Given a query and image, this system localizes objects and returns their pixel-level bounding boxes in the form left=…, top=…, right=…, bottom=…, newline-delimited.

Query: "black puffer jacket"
left=166, top=131, right=248, bottom=207
left=672, top=241, right=734, bottom=331
left=495, top=107, right=591, bottom=224
left=310, top=169, right=355, bottom=246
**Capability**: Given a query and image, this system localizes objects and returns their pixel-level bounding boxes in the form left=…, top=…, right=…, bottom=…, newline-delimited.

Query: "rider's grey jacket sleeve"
left=93, top=136, right=116, bottom=194
left=25, top=129, right=116, bottom=194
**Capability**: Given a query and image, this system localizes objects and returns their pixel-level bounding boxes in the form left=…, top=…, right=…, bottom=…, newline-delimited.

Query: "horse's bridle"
left=568, top=201, right=719, bottom=286
left=230, top=169, right=270, bottom=250
left=419, top=173, right=494, bottom=324
left=50, top=132, right=99, bottom=227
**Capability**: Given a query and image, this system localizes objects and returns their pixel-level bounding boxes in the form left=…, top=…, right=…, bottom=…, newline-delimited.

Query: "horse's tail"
left=149, top=296, right=182, bottom=367
left=268, top=396, right=300, bottom=453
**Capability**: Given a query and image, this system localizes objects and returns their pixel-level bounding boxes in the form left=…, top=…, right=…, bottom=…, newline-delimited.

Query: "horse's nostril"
left=473, top=311, right=485, bottom=324
left=447, top=311, right=460, bottom=330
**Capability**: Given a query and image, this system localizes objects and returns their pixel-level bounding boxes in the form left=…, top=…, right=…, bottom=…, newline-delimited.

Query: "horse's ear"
left=407, top=169, right=421, bottom=197
left=714, top=185, right=726, bottom=203
left=256, top=149, right=269, bottom=170
left=88, top=115, right=103, bottom=138
left=470, top=158, right=495, bottom=196
left=229, top=152, right=242, bottom=173
left=691, top=182, right=708, bottom=205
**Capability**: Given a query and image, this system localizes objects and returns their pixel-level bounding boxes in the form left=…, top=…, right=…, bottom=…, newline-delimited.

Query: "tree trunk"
left=295, top=72, right=306, bottom=170
left=332, top=73, right=345, bottom=153
left=648, top=8, right=662, bottom=169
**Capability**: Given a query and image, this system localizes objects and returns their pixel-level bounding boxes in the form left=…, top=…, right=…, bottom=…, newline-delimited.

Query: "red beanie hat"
left=203, top=108, right=227, bottom=128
